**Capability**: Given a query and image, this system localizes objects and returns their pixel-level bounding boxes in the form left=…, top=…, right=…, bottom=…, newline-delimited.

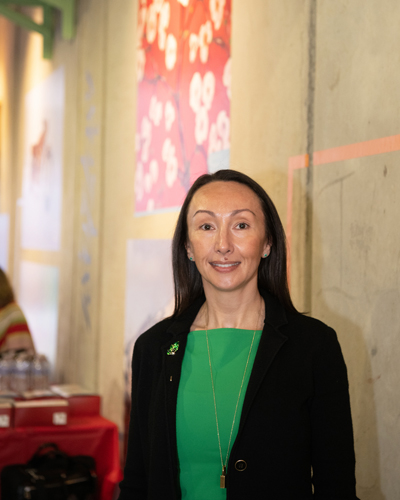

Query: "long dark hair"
left=0, top=268, right=15, bottom=309
left=171, top=169, right=297, bottom=317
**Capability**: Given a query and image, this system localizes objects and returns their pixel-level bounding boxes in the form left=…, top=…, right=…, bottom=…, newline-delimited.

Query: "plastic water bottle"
left=31, top=354, right=50, bottom=390
left=10, top=352, right=31, bottom=393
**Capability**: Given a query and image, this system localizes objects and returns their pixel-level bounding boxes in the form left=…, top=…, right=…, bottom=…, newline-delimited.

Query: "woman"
left=119, top=169, right=359, bottom=499
left=0, top=268, right=35, bottom=353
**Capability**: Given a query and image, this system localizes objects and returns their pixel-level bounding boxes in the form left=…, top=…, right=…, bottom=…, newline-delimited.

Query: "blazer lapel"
left=161, top=296, right=206, bottom=481
left=238, top=290, right=289, bottom=430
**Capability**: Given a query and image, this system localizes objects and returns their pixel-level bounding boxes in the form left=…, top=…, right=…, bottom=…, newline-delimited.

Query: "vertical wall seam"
left=95, top=0, right=110, bottom=392
left=305, top=0, right=317, bottom=311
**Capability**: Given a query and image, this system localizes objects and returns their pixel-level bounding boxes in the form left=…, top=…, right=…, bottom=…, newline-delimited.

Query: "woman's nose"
left=215, top=227, right=232, bottom=255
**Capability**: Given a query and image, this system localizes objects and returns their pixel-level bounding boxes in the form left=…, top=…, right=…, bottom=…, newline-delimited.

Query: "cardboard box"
left=14, top=399, right=69, bottom=427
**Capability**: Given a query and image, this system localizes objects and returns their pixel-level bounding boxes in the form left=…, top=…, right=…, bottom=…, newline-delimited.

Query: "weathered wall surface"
left=309, top=2, right=400, bottom=498
left=1, top=0, right=399, bottom=496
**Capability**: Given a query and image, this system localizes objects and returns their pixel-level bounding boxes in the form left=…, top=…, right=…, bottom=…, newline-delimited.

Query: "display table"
left=0, top=415, right=122, bottom=500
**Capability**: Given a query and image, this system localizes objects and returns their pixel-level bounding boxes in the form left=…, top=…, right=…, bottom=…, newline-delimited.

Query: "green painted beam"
left=0, top=1, right=44, bottom=5
left=40, top=0, right=75, bottom=39
left=0, top=4, right=53, bottom=58
left=42, top=4, right=53, bottom=58
left=0, top=0, right=75, bottom=40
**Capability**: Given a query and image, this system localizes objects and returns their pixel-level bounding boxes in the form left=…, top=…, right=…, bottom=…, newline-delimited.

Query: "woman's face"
left=186, top=181, right=271, bottom=296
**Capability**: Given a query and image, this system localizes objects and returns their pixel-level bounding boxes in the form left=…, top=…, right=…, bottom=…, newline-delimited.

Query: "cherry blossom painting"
left=135, top=0, right=231, bottom=214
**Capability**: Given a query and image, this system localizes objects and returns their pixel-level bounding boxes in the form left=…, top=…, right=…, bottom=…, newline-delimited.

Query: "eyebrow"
left=192, top=208, right=256, bottom=218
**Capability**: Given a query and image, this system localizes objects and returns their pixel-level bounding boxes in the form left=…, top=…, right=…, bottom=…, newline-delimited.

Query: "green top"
left=176, top=328, right=262, bottom=499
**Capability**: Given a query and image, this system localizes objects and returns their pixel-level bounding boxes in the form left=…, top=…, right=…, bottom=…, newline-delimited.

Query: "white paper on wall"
left=18, top=261, right=59, bottom=370
left=21, top=67, right=65, bottom=251
left=124, top=239, right=174, bottom=399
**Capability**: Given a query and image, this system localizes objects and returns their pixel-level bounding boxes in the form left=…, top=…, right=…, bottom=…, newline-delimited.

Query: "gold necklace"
left=205, top=304, right=262, bottom=489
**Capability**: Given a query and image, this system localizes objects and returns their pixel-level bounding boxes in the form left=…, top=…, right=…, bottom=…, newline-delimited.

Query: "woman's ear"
left=262, top=242, right=272, bottom=258
left=185, top=241, right=194, bottom=261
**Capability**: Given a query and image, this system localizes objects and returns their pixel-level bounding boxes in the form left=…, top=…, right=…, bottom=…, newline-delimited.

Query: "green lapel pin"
left=167, top=342, right=180, bottom=356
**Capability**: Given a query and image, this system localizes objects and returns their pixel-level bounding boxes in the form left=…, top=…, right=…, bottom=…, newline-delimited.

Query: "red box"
left=67, top=395, right=101, bottom=417
left=14, top=399, right=69, bottom=427
left=0, top=400, right=13, bottom=428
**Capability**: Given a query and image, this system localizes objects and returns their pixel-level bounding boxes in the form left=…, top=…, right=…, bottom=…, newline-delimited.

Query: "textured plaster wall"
left=309, top=2, right=400, bottom=498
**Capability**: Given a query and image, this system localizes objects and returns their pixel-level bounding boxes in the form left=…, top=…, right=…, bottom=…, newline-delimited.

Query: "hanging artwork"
left=135, top=0, right=231, bottom=214
left=21, top=67, right=65, bottom=250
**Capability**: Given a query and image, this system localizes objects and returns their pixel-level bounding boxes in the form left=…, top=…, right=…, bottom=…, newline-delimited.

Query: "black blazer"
left=119, top=289, right=359, bottom=500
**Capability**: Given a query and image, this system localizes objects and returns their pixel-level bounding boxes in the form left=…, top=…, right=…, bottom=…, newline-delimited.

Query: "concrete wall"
left=0, top=0, right=399, bottom=497
left=310, top=2, right=400, bottom=498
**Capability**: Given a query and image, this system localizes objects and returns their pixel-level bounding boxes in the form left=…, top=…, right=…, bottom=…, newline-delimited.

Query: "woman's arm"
left=118, top=340, right=147, bottom=500
left=309, top=327, right=360, bottom=499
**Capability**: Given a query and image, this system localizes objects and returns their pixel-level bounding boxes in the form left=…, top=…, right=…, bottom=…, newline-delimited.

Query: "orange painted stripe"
left=287, top=133, right=400, bottom=286
left=313, top=134, right=400, bottom=165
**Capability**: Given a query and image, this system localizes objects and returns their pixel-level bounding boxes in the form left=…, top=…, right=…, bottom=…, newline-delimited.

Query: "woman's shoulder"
left=282, top=310, right=339, bottom=349
left=135, top=316, right=175, bottom=349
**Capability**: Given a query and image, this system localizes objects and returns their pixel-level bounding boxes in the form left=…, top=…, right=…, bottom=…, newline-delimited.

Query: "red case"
left=67, top=395, right=101, bottom=417
left=13, top=399, right=69, bottom=427
left=0, top=400, right=13, bottom=428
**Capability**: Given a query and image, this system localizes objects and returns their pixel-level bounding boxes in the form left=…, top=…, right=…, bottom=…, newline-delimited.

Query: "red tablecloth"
left=0, top=415, right=123, bottom=500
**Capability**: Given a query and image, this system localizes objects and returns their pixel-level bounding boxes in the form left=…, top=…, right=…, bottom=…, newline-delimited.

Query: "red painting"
left=135, top=0, right=231, bottom=214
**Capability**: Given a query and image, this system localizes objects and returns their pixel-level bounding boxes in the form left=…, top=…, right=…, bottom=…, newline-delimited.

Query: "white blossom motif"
left=165, top=154, right=178, bottom=187
left=208, top=110, right=230, bottom=154
left=147, top=198, right=155, bottom=211
left=135, top=161, right=144, bottom=201
left=195, top=105, right=209, bottom=145
left=209, top=0, right=226, bottom=31
left=153, top=0, right=164, bottom=14
left=149, top=96, right=163, bottom=126
left=162, top=137, right=174, bottom=162
left=146, top=3, right=158, bottom=44
left=222, top=57, right=231, bottom=99
left=158, top=1, right=170, bottom=50
left=189, top=33, right=199, bottom=63
left=165, top=33, right=177, bottom=70
left=162, top=138, right=178, bottom=187
left=216, top=110, right=230, bottom=149
left=149, top=159, right=159, bottom=183
left=164, top=100, right=176, bottom=131
left=137, top=48, right=146, bottom=82
left=158, top=28, right=167, bottom=51
left=199, top=21, right=213, bottom=63
left=140, top=116, right=152, bottom=163
left=177, top=0, right=189, bottom=6
left=202, top=71, right=216, bottom=111
left=144, top=172, right=153, bottom=193
left=189, top=72, right=202, bottom=114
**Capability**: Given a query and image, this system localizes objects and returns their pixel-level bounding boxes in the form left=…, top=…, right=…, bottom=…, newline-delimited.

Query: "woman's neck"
left=191, top=287, right=265, bottom=331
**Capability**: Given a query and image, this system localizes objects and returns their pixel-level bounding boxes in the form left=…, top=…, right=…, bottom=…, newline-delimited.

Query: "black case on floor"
left=0, top=442, right=97, bottom=500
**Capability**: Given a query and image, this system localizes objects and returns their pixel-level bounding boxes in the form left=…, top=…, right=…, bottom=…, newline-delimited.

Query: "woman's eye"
left=201, top=224, right=213, bottom=230
left=237, top=222, right=248, bottom=229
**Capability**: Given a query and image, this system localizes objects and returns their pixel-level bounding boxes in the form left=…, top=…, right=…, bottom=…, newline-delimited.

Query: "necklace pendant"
left=220, top=466, right=227, bottom=489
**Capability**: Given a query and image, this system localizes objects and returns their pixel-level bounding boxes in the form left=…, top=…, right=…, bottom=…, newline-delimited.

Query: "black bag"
left=0, top=442, right=97, bottom=500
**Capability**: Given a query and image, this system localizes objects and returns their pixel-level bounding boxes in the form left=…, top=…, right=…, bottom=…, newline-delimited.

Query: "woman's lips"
left=210, top=262, right=240, bottom=272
